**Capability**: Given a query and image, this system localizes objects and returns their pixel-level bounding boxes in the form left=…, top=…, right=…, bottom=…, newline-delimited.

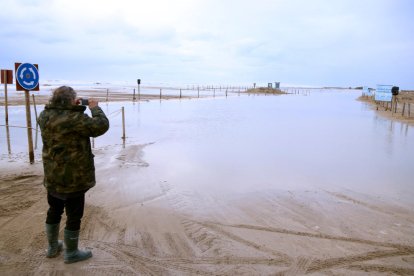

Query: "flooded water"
left=1, top=90, right=413, bottom=204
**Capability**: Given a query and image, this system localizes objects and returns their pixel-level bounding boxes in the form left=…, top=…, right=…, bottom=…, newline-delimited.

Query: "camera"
left=77, top=98, right=89, bottom=106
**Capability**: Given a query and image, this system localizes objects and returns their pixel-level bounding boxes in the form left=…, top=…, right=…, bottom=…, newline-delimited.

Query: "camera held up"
left=77, top=98, right=89, bottom=106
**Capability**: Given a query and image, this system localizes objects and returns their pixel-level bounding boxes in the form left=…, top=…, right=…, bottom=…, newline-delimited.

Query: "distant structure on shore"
left=259, top=82, right=281, bottom=89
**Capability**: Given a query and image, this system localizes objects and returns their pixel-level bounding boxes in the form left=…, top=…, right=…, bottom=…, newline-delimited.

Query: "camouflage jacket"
left=38, top=104, right=109, bottom=193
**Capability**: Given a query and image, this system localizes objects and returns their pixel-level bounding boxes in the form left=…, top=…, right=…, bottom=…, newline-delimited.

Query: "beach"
left=0, top=88, right=413, bottom=275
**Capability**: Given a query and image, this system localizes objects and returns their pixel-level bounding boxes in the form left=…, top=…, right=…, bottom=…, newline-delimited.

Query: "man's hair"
left=50, top=86, right=76, bottom=106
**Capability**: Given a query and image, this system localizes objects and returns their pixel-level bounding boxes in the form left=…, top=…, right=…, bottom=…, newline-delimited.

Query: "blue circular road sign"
left=16, top=63, right=39, bottom=90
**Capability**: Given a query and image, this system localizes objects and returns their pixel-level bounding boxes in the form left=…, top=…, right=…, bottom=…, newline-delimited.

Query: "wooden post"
left=3, top=71, right=9, bottom=125
left=213, top=88, right=215, bottom=98
left=121, top=106, right=126, bottom=140
left=6, top=124, right=11, bottom=155
left=408, top=103, right=411, bottom=117
left=106, top=89, right=109, bottom=101
left=24, top=90, right=35, bottom=164
left=402, top=103, right=406, bottom=116
left=226, top=89, right=228, bottom=97
left=133, top=88, right=136, bottom=101
left=179, top=88, right=182, bottom=98
left=160, top=89, right=162, bottom=99
left=394, top=98, right=398, bottom=113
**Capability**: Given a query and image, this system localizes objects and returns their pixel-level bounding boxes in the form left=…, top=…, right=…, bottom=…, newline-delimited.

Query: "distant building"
left=275, top=82, right=280, bottom=89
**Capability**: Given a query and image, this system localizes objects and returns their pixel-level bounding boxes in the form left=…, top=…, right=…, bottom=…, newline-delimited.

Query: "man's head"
left=50, top=86, right=77, bottom=106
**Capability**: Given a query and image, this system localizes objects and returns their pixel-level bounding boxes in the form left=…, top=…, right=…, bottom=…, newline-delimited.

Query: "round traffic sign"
left=16, top=63, right=39, bottom=90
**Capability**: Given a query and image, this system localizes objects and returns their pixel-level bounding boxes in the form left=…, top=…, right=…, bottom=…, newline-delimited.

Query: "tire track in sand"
left=195, top=221, right=293, bottom=262
left=95, top=241, right=217, bottom=275
left=326, top=191, right=414, bottom=223
left=210, top=222, right=414, bottom=274
left=219, top=222, right=414, bottom=251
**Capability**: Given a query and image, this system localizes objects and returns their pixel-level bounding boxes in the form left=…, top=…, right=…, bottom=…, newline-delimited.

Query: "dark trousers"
left=46, top=192, right=85, bottom=231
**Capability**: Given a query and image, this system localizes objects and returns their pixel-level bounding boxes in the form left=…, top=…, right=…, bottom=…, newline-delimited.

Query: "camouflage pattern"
left=38, top=104, right=109, bottom=193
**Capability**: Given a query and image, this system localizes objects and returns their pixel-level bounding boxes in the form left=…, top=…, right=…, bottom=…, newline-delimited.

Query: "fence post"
left=122, top=107, right=126, bottom=140
left=32, top=94, right=39, bottom=150
left=180, top=88, right=182, bottom=99
left=160, top=89, right=162, bottom=99
left=31, top=94, right=39, bottom=125
left=106, top=89, right=109, bottom=102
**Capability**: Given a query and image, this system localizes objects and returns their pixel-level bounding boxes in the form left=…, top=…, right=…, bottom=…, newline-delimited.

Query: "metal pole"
left=24, top=90, right=35, bottom=164
left=121, top=106, right=126, bottom=140
left=32, top=94, right=39, bottom=150
left=32, top=94, right=39, bottom=124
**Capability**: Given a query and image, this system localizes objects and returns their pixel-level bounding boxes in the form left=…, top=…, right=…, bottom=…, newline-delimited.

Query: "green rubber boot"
left=64, top=229, right=92, bottom=264
left=45, top=223, right=63, bottom=258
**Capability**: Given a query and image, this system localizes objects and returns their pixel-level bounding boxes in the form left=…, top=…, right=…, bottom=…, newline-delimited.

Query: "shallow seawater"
left=1, top=90, right=413, bottom=203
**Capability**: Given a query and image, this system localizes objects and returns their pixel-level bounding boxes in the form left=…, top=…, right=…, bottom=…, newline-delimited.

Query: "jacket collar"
left=45, top=104, right=86, bottom=112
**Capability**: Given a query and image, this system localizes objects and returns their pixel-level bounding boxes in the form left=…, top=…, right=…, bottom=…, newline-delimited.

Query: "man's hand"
left=88, top=98, right=99, bottom=109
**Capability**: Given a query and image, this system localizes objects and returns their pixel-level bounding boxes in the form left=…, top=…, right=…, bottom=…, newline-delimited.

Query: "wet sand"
left=1, top=144, right=413, bottom=275
left=1, top=92, right=414, bottom=275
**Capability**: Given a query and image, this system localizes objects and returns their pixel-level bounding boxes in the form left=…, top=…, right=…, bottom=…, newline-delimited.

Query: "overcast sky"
left=1, top=0, right=413, bottom=88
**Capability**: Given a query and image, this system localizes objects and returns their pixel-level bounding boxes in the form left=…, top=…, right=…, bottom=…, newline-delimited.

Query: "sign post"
left=15, top=62, right=39, bottom=164
left=1, top=69, right=13, bottom=124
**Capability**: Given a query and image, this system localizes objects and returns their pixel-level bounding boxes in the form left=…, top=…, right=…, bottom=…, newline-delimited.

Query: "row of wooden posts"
left=2, top=84, right=309, bottom=162
left=104, top=86, right=250, bottom=102
left=101, top=87, right=312, bottom=102
left=374, top=95, right=413, bottom=117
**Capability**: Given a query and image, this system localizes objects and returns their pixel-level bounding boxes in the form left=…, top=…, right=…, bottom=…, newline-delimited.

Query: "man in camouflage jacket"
left=38, top=86, right=109, bottom=264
